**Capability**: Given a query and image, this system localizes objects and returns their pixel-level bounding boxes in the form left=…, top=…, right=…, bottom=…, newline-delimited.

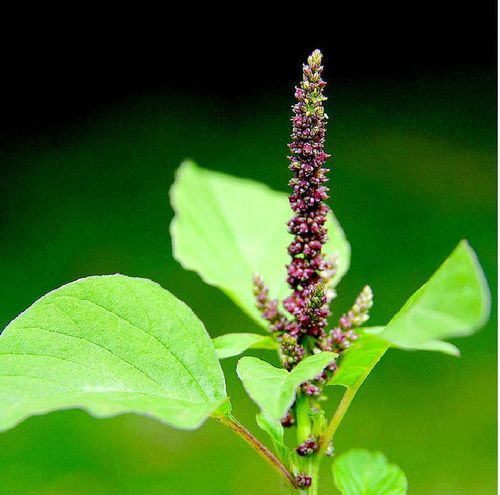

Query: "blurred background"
left=0, top=5, right=496, bottom=494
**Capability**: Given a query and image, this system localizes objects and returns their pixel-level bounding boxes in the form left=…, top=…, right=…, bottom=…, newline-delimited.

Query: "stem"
left=318, top=385, right=358, bottom=456
left=215, top=414, right=298, bottom=489
left=318, top=342, right=388, bottom=456
left=307, top=459, right=320, bottom=495
left=295, top=393, right=311, bottom=444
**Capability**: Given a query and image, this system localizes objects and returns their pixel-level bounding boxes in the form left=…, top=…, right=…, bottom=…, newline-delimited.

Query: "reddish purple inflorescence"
left=296, top=474, right=312, bottom=488
left=251, top=48, right=373, bottom=483
left=283, top=50, right=333, bottom=344
left=253, top=49, right=372, bottom=378
left=253, top=50, right=336, bottom=365
left=296, top=436, right=318, bottom=457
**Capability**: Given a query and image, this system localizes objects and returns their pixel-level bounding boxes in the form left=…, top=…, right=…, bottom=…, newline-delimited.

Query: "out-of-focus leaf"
left=0, top=275, right=227, bottom=432
left=237, top=352, right=336, bottom=420
left=213, top=333, right=277, bottom=359
left=170, top=161, right=350, bottom=326
left=332, top=449, right=407, bottom=495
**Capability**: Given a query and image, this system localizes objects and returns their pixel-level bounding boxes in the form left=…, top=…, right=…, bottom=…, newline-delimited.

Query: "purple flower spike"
left=253, top=273, right=289, bottom=332
left=321, top=285, right=374, bottom=353
left=252, top=51, right=373, bottom=377
left=287, top=49, right=330, bottom=292
left=285, top=50, right=333, bottom=339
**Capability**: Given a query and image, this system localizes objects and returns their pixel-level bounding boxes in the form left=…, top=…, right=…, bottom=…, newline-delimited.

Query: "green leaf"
left=213, top=333, right=278, bottom=359
left=256, top=412, right=290, bottom=460
left=333, top=449, right=407, bottom=495
left=237, top=352, right=337, bottom=420
left=380, top=240, right=490, bottom=353
left=331, top=241, right=489, bottom=391
left=0, top=275, right=227, bottom=432
left=170, top=161, right=350, bottom=326
left=325, top=242, right=490, bottom=446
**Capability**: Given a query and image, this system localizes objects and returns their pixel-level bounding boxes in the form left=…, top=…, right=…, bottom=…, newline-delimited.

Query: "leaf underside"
left=212, top=333, right=277, bottom=359
left=0, top=275, right=227, bottom=432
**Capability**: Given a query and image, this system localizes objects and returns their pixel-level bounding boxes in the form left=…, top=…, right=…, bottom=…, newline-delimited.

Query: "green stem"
left=318, top=385, right=359, bottom=456
left=215, top=414, right=298, bottom=489
left=307, top=459, right=320, bottom=495
left=295, top=392, right=311, bottom=444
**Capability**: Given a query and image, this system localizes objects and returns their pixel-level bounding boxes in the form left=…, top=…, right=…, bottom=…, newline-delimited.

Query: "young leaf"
left=333, top=449, right=407, bottom=495
left=237, top=352, right=336, bottom=420
left=213, top=333, right=277, bottom=359
left=0, top=275, right=227, bottom=432
left=380, top=240, right=490, bottom=352
left=170, top=161, right=350, bottom=326
left=256, top=412, right=290, bottom=460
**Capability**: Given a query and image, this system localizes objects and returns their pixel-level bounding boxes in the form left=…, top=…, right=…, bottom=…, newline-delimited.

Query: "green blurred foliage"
left=0, top=70, right=496, bottom=494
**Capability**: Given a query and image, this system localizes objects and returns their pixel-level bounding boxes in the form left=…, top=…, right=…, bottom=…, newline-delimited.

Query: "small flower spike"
left=253, top=273, right=288, bottom=332
left=280, top=333, right=305, bottom=370
left=296, top=474, right=312, bottom=487
left=296, top=436, right=318, bottom=456
left=322, top=285, right=373, bottom=352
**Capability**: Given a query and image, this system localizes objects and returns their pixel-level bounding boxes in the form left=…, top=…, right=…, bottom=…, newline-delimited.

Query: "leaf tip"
left=458, top=239, right=491, bottom=326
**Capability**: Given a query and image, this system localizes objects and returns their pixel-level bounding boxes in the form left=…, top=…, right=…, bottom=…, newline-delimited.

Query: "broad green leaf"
left=0, top=275, right=227, bottom=432
left=170, top=161, right=350, bottom=326
left=213, top=333, right=278, bottom=359
left=256, top=412, right=290, bottom=460
left=380, top=240, right=490, bottom=352
left=237, top=352, right=336, bottom=420
left=331, top=242, right=489, bottom=391
left=326, top=242, right=489, bottom=445
left=333, top=449, right=407, bottom=495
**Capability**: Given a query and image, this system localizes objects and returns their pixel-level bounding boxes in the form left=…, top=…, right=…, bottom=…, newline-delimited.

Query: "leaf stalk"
left=214, top=414, right=298, bottom=489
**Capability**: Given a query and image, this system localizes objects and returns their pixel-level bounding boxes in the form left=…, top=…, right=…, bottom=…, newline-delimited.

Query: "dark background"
left=0, top=5, right=497, bottom=494
left=0, top=4, right=496, bottom=137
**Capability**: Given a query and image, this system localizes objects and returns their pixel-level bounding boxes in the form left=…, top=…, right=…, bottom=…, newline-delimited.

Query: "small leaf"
left=0, top=275, right=227, bottom=432
left=213, top=333, right=277, bottom=359
left=170, top=161, right=350, bottom=326
left=256, top=412, right=290, bottom=460
left=333, top=449, right=407, bottom=495
left=380, top=240, right=490, bottom=351
left=237, top=352, right=336, bottom=420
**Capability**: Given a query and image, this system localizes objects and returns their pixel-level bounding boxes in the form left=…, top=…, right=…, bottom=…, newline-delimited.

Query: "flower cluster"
left=320, top=285, right=373, bottom=353
left=250, top=48, right=376, bottom=493
left=253, top=50, right=336, bottom=367
left=253, top=273, right=287, bottom=333
left=296, top=437, right=318, bottom=457
left=296, top=474, right=312, bottom=488
left=284, top=49, right=333, bottom=345
left=286, top=50, right=330, bottom=287
left=252, top=50, right=373, bottom=437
